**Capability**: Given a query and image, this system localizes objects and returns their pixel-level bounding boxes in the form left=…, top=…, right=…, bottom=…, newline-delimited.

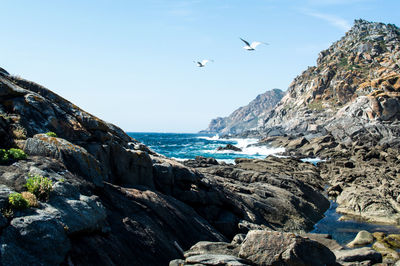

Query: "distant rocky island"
left=201, top=88, right=285, bottom=135
left=1, top=19, right=400, bottom=265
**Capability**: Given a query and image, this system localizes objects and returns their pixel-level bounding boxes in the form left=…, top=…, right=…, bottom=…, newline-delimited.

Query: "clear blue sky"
left=1, top=0, right=399, bottom=132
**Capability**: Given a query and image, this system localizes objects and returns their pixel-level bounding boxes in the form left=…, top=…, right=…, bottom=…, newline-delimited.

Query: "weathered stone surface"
left=0, top=208, right=70, bottom=266
left=24, top=134, right=106, bottom=187
left=301, top=233, right=343, bottom=251
left=186, top=156, right=329, bottom=234
left=238, top=230, right=336, bottom=265
left=184, top=241, right=239, bottom=258
left=334, top=247, right=382, bottom=264
left=185, top=254, right=250, bottom=265
left=67, top=183, right=226, bottom=266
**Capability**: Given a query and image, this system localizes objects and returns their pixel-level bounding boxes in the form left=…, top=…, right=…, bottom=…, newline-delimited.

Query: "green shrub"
left=8, top=148, right=27, bottom=160
left=45, top=131, right=57, bottom=137
left=0, top=149, right=9, bottom=164
left=9, top=193, right=29, bottom=210
left=25, top=175, right=53, bottom=201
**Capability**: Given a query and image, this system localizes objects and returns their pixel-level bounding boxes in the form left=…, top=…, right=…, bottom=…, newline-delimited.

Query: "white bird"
left=194, top=59, right=213, bottom=67
left=240, top=38, right=269, bottom=51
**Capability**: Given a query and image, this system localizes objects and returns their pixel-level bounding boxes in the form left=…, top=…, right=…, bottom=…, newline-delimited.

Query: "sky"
left=1, top=0, right=400, bottom=133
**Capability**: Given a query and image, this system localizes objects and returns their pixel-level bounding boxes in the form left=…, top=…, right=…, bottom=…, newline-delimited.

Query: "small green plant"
left=45, top=131, right=57, bottom=137
left=8, top=193, right=29, bottom=210
left=0, top=149, right=9, bottom=164
left=8, top=148, right=27, bottom=160
left=25, top=175, right=53, bottom=201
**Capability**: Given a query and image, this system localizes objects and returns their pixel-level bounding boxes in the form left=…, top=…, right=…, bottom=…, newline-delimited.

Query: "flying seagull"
left=240, top=38, right=269, bottom=51
left=194, top=59, right=213, bottom=67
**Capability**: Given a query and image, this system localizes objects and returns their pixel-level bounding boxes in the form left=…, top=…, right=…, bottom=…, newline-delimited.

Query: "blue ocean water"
left=127, top=132, right=400, bottom=245
left=127, top=132, right=284, bottom=163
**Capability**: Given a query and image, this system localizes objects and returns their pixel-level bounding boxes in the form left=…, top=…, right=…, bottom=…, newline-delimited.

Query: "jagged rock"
left=238, top=230, right=336, bottom=265
left=24, top=134, right=106, bottom=187
left=183, top=241, right=239, bottom=257
left=334, top=247, right=382, bottom=264
left=201, top=89, right=285, bottom=135
left=217, top=144, right=242, bottom=152
left=253, top=20, right=400, bottom=145
left=185, top=254, right=250, bottom=265
left=183, top=156, right=220, bottom=168
left=67, top=183, right=226, bottom=265
left=187, top=156, right=329, bottom=235
left=0, top=208, right=71, bottom=265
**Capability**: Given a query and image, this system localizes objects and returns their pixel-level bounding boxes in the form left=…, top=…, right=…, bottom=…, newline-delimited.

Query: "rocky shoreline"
left=2, top=18, right=400, bottom=265
left=0, top=67, right=396, bottom=265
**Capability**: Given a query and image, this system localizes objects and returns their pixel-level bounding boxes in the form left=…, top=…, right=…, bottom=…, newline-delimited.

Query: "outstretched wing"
left=250, top=41, right=262, bottom=49
left=201, top=59, right=214, bottom=65
left=240, top=38, right=251, bottom=47
left=250, top=41, right=269, bottom=49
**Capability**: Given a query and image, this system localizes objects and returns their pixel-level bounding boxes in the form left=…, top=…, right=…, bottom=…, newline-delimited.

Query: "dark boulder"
left=217, top=144, right=242, bottom=152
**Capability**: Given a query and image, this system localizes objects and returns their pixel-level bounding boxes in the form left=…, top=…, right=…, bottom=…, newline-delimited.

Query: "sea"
left=127, top=132, right=285, bottom=164
left=127, top=132, right=400, bottom=245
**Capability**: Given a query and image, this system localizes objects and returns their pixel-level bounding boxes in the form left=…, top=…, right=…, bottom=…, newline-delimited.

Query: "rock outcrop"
left=258, top=20, right=400, bottom=144
left=201, top=89, right=285, bottom=135
left=171, top=230, right=337, bottom=266
left=184, top=156, right=330, bottom=234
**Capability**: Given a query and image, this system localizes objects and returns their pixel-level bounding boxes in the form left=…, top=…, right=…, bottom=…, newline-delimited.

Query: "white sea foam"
left=171, top=157, right=186, bottom=162
left=301, top=158, right=325, bottom=165
left=216, top=159, right=236, bottom=164
left=197, top=134, right=221, bottom=141
left=203, top=138, right=285, bottom=157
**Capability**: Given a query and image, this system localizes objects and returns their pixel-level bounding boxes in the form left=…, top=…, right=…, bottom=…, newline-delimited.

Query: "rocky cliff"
left=0, top=69, right=332, bottom=265
left=201, top=89, right=285, bottom=135
left=259, top=19, right=400, bottom=145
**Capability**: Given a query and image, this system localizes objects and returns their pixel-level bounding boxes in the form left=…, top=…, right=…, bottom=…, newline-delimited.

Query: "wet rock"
left=217, top=144, right=242, bottom=152
left=347, top=230, right=374, bottom=248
